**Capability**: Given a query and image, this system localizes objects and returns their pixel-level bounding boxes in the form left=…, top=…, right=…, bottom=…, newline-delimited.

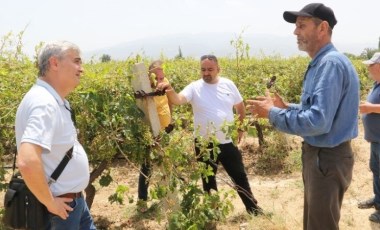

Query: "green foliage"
left=0, top=31, right=36, bottom=191
left=68, top=60, right=155, bottom=165
left=230, top=29, right=250, bottom=68
left=352, top=59, right=373, bottom=97
left=168, top=185, right=234, bottom=230
left=0, top=31, right=374, bottom=228
left=99, top=173, right=113, bottom=187
left=220, top=55, right=309, bottom=105
left=108, top=184, right=130, bottom=205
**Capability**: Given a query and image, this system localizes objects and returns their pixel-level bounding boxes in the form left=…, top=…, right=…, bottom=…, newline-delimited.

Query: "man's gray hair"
left=37, top=41, right=81, bottom=77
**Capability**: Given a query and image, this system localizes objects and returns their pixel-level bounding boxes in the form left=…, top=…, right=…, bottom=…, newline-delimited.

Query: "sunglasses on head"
left=200, top=55, right=218, bottom=63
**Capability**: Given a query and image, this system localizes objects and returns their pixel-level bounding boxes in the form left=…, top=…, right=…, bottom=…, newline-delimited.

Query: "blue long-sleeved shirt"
left=268, top=43, right=359, bottom=147
left=362, top=82, right=380, bottom=143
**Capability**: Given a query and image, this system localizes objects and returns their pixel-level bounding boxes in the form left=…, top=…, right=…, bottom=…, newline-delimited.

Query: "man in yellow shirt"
left=150, top=60, right=172, bottom=130
left=137, top=60, right=173, bottom=212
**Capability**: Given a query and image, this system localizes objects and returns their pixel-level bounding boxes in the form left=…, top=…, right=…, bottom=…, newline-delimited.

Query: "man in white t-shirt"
left=157, top=54, right=262, bottom=215
left=16, top=41, right=96, bottom=229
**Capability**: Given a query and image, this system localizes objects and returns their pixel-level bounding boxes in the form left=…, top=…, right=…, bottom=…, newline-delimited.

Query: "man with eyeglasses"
left=156, top=54, right=263, bottom=215
left=358, top=52, right=380, bottom=223
left=15, top=41, right=96, bottom=229
left=246, top=3, right=359, bottom=230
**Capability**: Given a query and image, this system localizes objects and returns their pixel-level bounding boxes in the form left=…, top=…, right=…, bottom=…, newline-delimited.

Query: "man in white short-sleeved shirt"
left=16, top=41, right=96, bottom=229
left=156, top=54, right=263, bottom=215
left=180, top=76, right=243, bottom=144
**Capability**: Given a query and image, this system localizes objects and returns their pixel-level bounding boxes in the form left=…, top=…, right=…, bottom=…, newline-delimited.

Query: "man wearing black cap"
left=246, top=3, right=359, bottom=230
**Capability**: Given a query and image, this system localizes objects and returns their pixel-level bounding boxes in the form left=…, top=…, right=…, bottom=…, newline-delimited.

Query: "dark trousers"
left=195, top=140, right=259, bottom=213
left=138, top=161, right=151, bottom=201
left=302, top=141, right=354, bottom=230
left=137, top=124, right=173, bottom=201
left=370, top=142, right=380, bottom=209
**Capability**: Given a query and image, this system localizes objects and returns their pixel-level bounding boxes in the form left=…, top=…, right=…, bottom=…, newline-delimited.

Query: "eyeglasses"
left=200, top=54, right=218, bottom=63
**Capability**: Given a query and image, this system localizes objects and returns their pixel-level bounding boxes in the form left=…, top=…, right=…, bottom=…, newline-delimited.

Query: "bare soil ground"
left=1, top=124, right=379, bottom=230
left=89, top=124, right=380, bottom=230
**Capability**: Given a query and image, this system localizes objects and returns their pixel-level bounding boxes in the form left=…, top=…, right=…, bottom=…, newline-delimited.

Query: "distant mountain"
left=83, top=32, right=372, bottom=61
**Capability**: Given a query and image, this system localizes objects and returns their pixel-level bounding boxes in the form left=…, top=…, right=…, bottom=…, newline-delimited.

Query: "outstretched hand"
left=246, top=90, right=274, bottom=118
left=156, top=82, right=172, bottom=92
left=272, top=92, right=288, bottom=109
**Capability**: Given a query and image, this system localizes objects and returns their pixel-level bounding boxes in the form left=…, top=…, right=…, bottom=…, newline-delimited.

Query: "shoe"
left=369, top=210, right=380, bottom=223
left=247, top=206, right=264, bottom=216
left=358, top=198, right=375, bottom=209
left=136, top=199, right=148, bottom=213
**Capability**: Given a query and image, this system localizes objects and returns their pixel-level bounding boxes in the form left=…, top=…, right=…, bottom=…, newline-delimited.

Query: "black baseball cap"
left=283, top=3, right=337, bottom=29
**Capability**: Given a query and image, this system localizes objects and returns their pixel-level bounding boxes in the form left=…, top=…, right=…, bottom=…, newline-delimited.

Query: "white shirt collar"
left=36, top=78, right=67, bottom=106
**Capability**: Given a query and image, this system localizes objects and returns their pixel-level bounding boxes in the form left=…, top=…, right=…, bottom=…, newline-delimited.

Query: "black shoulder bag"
left=2, top=147, right=73, bottom=229
left=3, top=104, right=77, bottom=229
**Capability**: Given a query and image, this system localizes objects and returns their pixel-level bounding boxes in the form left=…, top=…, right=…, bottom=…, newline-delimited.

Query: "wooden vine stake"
left=132, top=63, right=161, bottom=137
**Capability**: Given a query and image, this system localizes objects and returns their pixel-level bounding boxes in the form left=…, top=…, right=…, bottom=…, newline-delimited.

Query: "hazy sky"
left=1, top=0, right=379, bottom=57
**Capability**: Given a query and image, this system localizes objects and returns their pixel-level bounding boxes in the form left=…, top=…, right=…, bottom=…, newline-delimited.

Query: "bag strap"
left=11, top=151, right=17, bottom=176
left=48, top=104, right=76, bottom=184
left=47, top=147, right=73, bottom=184
left=11, top=146, right=73, bottom=184
left=11, top=103, right=77, bottom=185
